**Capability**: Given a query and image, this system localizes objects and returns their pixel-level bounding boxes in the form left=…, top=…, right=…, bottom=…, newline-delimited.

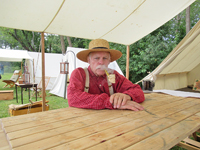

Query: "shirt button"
left=99, top=84, right=101, bottom=87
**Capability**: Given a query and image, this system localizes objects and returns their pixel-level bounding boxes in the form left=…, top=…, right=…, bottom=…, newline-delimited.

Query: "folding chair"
left=32, top=76, right=50, bottom=97
left=2, top=70, right=21, bottom=88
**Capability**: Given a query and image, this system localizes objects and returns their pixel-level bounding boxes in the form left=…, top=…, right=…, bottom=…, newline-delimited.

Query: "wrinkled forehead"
left=89, top=51, right=110, bottom=57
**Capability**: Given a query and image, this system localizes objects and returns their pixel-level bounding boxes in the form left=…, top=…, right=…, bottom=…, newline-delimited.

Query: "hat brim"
left=77, top=48, right=122, bottom=62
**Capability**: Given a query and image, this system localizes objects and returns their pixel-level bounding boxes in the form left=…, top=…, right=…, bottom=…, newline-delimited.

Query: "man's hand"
left=110, top=93, right=131, bottom=108
left=118, top=100, right=144, bottom=111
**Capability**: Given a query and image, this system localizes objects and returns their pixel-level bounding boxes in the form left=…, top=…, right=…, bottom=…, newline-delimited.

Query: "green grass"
left=0, top=73, right=68, bottom=118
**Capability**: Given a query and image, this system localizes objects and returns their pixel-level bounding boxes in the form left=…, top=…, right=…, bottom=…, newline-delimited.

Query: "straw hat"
left=77, top=39, right=122, bottom=62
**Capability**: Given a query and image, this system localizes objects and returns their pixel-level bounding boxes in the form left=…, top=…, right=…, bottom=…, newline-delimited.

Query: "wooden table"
left=1, top=93, right=200, bottom=150
left=15, top=83, right=37, bottom=104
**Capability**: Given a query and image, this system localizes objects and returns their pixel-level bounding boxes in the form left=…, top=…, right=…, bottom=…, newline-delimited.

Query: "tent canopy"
left=143, top=20, right=200, bottom=90
left=0, top=0, right=195, bottom=45
left=0, top=49, right=33, bottom=62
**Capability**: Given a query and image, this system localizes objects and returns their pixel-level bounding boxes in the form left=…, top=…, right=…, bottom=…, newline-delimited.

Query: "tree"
left=67, top=36, right=72, bottom=47
left=0, top=27, right=41, bottom=51
left=186, top=6, right=191, bottom=34
left=60, top=35, right=65, bottom=54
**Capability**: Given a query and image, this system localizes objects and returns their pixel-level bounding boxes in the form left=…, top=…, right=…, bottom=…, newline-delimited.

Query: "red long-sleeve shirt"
left=67, top=66, right=145, bottom=109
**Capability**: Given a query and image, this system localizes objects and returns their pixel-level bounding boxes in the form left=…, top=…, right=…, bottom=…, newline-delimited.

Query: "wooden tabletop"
left=15, top=83, right=37, bottom=88
left=1, top=93, right=200, bottom=150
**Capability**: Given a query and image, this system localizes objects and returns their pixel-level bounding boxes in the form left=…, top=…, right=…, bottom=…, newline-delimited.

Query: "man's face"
left=87, top=51, right=110, bottom=76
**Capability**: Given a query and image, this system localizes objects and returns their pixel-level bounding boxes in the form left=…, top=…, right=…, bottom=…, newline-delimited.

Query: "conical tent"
left=143, top=20, right=200, bottom=90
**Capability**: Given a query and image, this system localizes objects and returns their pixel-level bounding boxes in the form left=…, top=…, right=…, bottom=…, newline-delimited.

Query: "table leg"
left=36, top=86, right=37, bottom=101
left=29, top=88, right=30, bottom=101
left=21, top=87, right=23, bottom=104
left=15, top=84, right=18, bottom=103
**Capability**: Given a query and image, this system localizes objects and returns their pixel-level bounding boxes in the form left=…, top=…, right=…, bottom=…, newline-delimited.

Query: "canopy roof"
left=0, top=49, right=33, bottom=62
left=0, top=0, right=195, bottom=45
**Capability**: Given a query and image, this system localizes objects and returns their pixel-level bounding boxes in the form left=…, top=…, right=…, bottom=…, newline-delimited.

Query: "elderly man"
left=67, top=39, right=145, bottom=111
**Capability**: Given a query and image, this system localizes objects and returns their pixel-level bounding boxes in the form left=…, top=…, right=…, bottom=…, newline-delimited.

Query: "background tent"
left=50, top=47, right=124, bottom=98
left=26, top=52, right=63, bottom=90
left=0, top=49, right=32, bottom=62
left=143, top=20, right=200, bottom=90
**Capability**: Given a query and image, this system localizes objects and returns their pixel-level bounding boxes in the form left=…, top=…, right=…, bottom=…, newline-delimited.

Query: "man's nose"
left=98, top=58, right=104, bottom=64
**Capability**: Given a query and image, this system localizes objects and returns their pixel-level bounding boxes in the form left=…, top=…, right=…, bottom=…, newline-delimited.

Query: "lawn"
left=0, top=73, right=69, bottom=118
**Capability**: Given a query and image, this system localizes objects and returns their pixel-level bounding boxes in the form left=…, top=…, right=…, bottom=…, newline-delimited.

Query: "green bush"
left=4, top=66, right=21, bottom=73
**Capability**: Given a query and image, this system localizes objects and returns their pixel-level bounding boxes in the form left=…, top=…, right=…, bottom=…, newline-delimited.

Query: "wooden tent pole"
left=126, top=45, right=130, bottom=79
left=33, top=59, right=35, bottom=83
left=41, top=32, right=46, bottom=111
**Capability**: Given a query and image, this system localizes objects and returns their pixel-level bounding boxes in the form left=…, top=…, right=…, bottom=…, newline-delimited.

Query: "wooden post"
left=33, top=59, right=35, bottom=83
left=126, top=45, right=130, bottom=79
left=41, top=32, right=46, bottom=111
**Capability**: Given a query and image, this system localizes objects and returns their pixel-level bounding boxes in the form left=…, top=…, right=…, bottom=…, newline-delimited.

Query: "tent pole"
left=41, top=32, right=46, bottom=111
left=126, top=45, right=130, bottom=79
left=33, top=59, right=35, bottom=83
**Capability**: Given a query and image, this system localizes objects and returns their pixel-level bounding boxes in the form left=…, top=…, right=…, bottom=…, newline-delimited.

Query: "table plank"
left=8, top=109, right=136, bottom=141
left=9, top=110, right=146, bottom=148
left=7, top=95, right=189, bottom=141
left=0, top=121, right=10, bottom=150
left=125, top=112, right=200, bottom=150
left=52, top=105, right=200, bottom=150
left=2, top=107, right=96, bottom=127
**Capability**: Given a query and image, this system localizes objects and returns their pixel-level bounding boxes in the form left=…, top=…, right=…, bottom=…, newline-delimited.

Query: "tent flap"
left=143, top=20, right=200, bottom=90
left=0, top=0, right=195, bottom=45
left=0, top=49, right=32, bottom=62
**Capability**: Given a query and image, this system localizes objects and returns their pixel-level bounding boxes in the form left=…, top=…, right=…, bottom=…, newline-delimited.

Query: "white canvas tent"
left=26, top=52, right=63, bottom=90
left=143, top=20, right=200, bottom=90
left=0, top=0, right=195, bottom=45
left=0, top=49, right=32, bottom=62
left=50, top=47, right=124, bottom=97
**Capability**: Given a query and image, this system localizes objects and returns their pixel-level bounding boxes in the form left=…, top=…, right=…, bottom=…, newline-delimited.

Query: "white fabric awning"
left=0, top=0, right=195, bottom=45
left=0, top=49, right=33, bottom=62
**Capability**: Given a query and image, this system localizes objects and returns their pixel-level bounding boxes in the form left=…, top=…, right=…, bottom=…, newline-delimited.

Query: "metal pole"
left=63, top=50, right=76, bottom=99
left=64, top=68, right=68, bottom=99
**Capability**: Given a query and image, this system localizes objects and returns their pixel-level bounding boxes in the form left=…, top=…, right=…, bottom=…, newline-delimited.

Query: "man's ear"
left=87, top=56, right=90, bottom=63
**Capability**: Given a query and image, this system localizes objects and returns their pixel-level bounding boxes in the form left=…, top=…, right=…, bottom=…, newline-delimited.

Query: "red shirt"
left=67, top=66, right=145, bottom=109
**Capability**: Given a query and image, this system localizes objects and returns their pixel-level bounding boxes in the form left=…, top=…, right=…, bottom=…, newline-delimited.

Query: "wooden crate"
left=9, top=104, right=49, bottom=116
left=0, top=90, right=14, bottom=100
